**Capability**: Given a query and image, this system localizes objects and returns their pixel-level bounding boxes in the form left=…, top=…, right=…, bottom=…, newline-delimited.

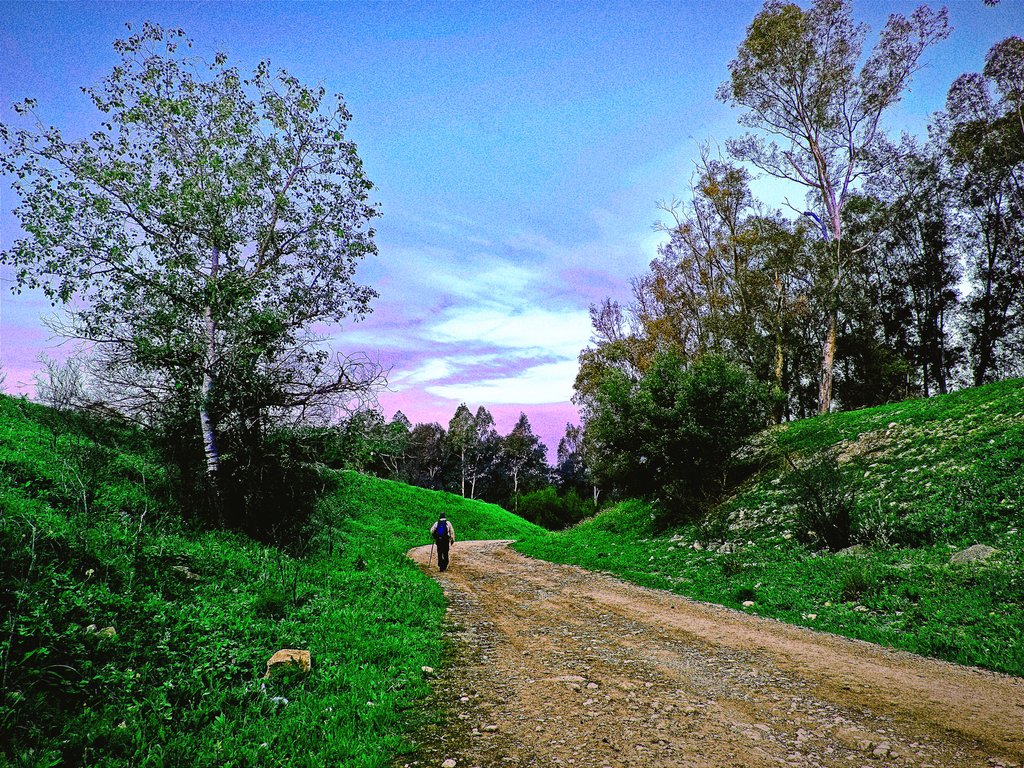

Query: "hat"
left=439, top=512, right=446, bottom=519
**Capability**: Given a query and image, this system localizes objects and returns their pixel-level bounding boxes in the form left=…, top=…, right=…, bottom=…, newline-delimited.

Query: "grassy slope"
left=0, top=395, right=541, bottom=767
left=516, top=379, right=1024, bottom=676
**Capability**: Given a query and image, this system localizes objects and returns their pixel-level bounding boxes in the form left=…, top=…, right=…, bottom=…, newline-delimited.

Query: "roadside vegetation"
left=0, top=394, right=540, bottom=766
left=516, top=378, right=1024, bottom=677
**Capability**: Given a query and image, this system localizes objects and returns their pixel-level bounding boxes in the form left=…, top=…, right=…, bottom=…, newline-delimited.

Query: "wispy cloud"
left=426, top=359, right=580, bottom=405
left=428, top=306, right=590, bottom=358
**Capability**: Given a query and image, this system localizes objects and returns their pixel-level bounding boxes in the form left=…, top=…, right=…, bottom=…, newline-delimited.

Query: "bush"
left=839, top=559, right=879, bottom=602
left=517, top=487, right=592, bottom=530
left=586, top=352, right=776, bottom=524
left=786, top=449, right=855, bottom=552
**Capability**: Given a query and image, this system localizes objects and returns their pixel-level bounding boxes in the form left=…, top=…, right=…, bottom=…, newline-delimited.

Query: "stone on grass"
left=263, top=649, right=311, bottom=679
left=171, top=565, right=201, bottom=581
left=442, top=760, right=457, bottom=768
left=950, top=544, right=998, bottom=565
left=97, top=626, right=117, bottom=638
left=421, top=666, right=435, bottom=675
left=836, top=544, right=866, bottom=557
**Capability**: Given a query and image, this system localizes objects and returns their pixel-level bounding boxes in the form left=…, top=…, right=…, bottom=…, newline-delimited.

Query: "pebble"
left=442, top=760, right=457, bottom=768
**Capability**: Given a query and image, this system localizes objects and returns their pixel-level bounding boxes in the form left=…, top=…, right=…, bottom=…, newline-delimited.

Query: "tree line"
left=302, top=405, right=597, bottom=530
left=574, top=1, right=1023, bottom=522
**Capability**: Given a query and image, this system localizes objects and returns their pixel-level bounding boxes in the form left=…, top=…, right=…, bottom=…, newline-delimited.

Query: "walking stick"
left=428, top=541, right=434, bottom=568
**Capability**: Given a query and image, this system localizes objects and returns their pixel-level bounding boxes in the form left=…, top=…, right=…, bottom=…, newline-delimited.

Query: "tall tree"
left=717, top=0, right=949, bottom=413
left=648, top=151, right=756, bottom=359
left=556, top=423, right=592, bottom=501
left=943, top=38, right=1024, bottom=384
left=865, top=136, right=959, bottom=395
left=499, top=413, right=549, bottom=514
left=407, top=422, right=447, bottom=490
left=1, top=24, right=381, bottom=489
left=466, top=406, right=499, bottom=500
left=447, top=404, right=475, bottom=497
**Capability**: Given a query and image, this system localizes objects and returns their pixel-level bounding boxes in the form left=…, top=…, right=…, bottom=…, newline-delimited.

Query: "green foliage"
left=0, top=395, right=541, bottom=766
left=517, top=487, right=593, bottom=531
left=785, top=449, right=856, bottom=552
left=587, top=352, right=774, bottom=522
left=516, top=379, right=1024, bottom=677
left=1, top=22, right=383, bottom=531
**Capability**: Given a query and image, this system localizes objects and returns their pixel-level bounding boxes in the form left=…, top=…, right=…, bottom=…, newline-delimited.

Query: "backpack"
left=434, top=520, right=448, bottom=542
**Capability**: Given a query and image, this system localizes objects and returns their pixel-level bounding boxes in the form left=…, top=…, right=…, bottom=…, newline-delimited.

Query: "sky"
left=1, top=0, right=1022, bottom=456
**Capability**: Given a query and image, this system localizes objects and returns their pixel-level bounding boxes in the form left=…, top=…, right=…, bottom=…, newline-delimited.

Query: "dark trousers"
left=436, top=541, right=450, bottom=571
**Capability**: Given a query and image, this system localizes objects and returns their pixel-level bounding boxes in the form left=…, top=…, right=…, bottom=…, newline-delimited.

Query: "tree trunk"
left=200, top=246, right=220, bottom=477
left=818, top=310, right=837, bottom=415
left=460, top=447, right=466, bottom=497
left=818, top=238, right=842, bottom=416
left=773, top=276, right=785, bottom=423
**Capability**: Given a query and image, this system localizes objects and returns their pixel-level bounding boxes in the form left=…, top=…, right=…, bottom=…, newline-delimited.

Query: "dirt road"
left=400, top=540, right=1024, bottom=768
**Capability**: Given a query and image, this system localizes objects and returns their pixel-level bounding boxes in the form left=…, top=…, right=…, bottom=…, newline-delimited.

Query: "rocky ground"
left=399, top=540, right=1024, bottom=768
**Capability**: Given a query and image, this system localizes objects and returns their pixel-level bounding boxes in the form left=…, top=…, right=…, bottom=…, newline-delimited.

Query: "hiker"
left=430, top=512, right=455, bottom=572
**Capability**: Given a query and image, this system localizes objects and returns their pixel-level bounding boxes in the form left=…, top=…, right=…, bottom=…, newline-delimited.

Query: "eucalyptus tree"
left=467, top=406, right=500, bottom=500
left=717, top=0, right=949, bottom=413
left=407, top=422, right=447, bottom=490
left=1, top=23, right=381, bottom=489
left=447, top=404, right=475, bottom=497
left=498, top=413, right=549, bottom=514
left=865, top=136, right=959, bottom=395
left=943, top=37, right=1024, bottom=384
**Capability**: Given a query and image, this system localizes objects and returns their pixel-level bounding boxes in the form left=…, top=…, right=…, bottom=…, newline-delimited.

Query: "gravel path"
left=399, top=540, right=1024, bottom=768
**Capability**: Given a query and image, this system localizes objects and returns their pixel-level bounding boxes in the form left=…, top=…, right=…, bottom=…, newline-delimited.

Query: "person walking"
left=429, top=512, right=455, bottom=572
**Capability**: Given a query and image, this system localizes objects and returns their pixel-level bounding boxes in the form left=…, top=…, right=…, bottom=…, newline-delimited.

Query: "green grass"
left=515, top=379, right=1024, bottom=677
left=0, top=395, right=541, bottom=767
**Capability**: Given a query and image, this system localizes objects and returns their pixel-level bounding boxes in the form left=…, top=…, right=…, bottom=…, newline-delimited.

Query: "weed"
left=786, top=449, right=855, bottom=552
left=839, top=561, right=877, bottom=602
left=720, top=552, right=745, bottom=578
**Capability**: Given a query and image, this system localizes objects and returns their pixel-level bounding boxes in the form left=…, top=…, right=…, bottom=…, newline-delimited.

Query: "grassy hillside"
left=517, top=379, right=1024, bottom=676
left=0, top=395, right=540, bottom=766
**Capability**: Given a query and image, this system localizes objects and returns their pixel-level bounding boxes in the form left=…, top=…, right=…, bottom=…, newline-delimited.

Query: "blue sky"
left=2, top=0, right=1022, bottom=452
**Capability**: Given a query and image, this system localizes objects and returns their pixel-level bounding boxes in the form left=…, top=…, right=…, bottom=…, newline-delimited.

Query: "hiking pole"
left=428, top=541, right=434, bottom=568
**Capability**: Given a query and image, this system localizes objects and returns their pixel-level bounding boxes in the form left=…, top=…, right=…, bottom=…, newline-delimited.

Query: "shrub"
left=586, top=352, right=776, bottom=524
left=839, top=559, right=878, bottom=602
left=517, top=487, right=592, bottom=530
left=786, top=449, right=855, bottom=552
left=721, top=552, right=745, bottom=578
left=696, top=507, right=733, bottom=546
left=854, top=499, right=895, bottom=547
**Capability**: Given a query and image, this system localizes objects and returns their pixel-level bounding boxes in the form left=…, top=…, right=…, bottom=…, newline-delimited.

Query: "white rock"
left=442, top=760, right=457, bottom=768
left=742, top=600, right=755, bottom=608
left=950, top=544, right=998, bottom=565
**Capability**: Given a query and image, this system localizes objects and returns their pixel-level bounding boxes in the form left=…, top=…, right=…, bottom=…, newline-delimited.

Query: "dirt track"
left=401, top=540, right=1024, bottom=768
